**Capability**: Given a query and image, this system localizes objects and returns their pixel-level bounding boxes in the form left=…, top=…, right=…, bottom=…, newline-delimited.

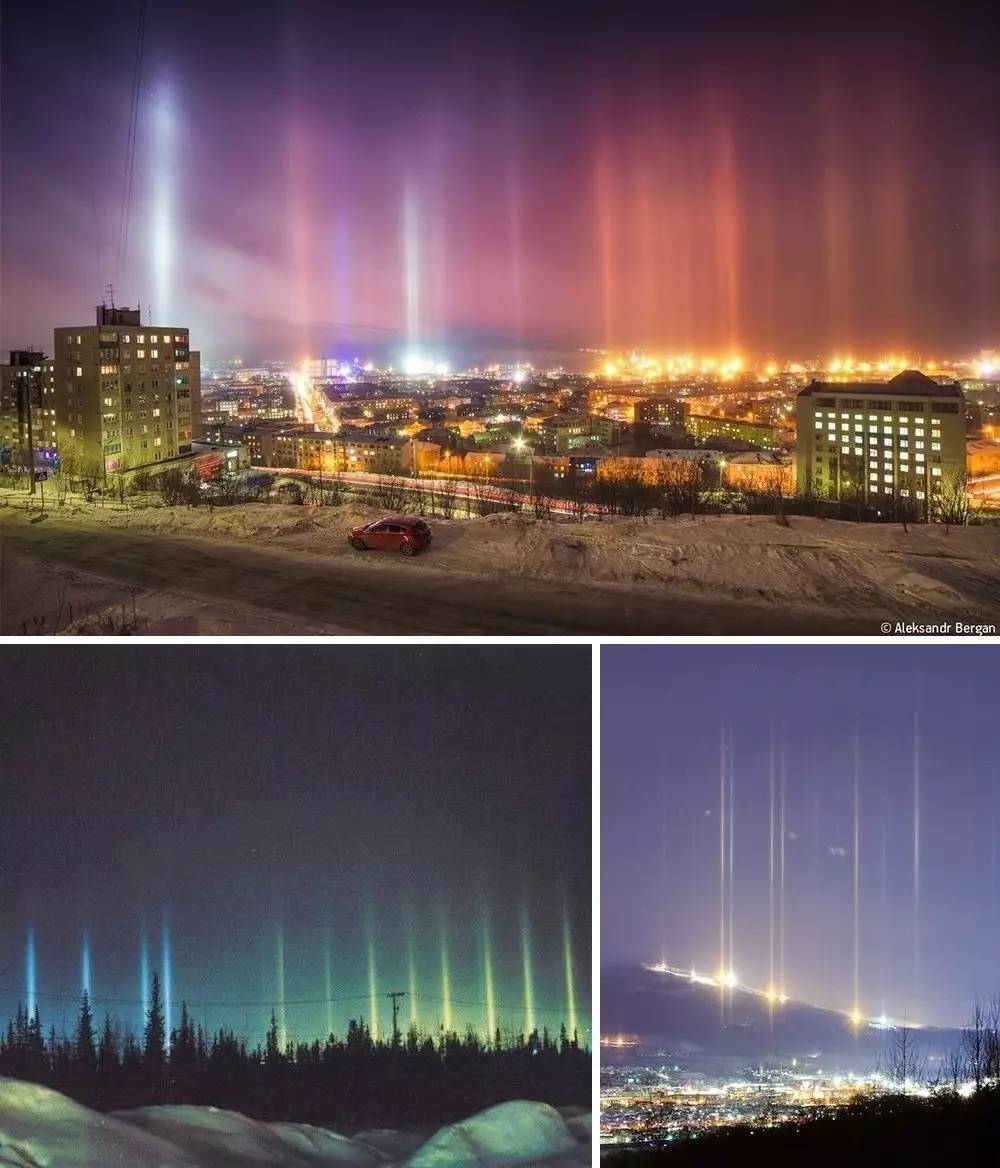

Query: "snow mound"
left=404, top=1100, right=584, bottom=1166
left=112, top=1105, right=385, bottom=1166
left=0, top=1079, right=590, bottom=1167
left=0, top=1077, right=199, bottom=1167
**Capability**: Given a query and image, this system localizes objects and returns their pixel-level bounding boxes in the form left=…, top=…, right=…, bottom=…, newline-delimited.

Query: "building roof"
left=797, top=370, right=963, bottom=399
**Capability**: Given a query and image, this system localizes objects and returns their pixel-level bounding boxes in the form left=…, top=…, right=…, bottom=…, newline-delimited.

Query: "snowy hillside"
left=0, top=1078, right=590, bottom=1167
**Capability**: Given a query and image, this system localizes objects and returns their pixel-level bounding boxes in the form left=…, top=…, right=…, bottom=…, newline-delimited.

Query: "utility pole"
left=16, top=360, right=40, bottom=497
left=386, top=990, right=407, bottom=1047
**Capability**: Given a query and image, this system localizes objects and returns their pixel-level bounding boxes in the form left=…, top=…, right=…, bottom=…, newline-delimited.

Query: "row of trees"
left=0, top=977, right=589, bottom=1127
left=3, top=448, right=986, bottom=527
left=884, top=995, right=1000, bottom=1094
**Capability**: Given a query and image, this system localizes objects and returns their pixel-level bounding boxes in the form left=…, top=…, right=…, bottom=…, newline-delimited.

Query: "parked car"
left=347, top=516, right=433, bottom=556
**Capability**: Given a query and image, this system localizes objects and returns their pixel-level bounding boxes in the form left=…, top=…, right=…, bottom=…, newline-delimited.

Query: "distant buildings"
left=635, top=397, right=687, bottom=440
left=795, top=370, right=966, bottom=506
left=0, top=350, right=57, bottom=468
left=53, top=305, right=201, bottom=474
left=686, top=414, right=778, bottom=449
left=268, top=430, right=425, bottom=474
left=535, top=412, right=621, bottom=453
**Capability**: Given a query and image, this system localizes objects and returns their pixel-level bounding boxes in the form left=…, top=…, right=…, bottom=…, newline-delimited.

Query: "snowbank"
left=0, top=1078, right=198, bottom=1167
left=0, top=1079, right=590, bottom=1167
left=115, top=1105, right=385, bottom=1166
left=405, top=1100, right=585, bottom=1166
left=18, top=501, right=1000, bottom=625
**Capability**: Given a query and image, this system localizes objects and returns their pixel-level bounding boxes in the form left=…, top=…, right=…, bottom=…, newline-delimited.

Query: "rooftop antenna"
left=105, top=283, right=116, bottom=309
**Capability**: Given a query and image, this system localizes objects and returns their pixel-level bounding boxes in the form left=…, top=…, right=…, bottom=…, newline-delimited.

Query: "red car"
left=347, top=516, right=433, bottom=556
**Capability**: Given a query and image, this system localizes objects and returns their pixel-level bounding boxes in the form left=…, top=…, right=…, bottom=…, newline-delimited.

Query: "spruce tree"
left=75, top=990, right=96, bottom=1072
left=143, top=973, right=166, bottom=1072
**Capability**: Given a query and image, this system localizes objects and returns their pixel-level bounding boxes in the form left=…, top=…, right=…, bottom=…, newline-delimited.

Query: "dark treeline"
left=0, top=976, right=589, bottom=1127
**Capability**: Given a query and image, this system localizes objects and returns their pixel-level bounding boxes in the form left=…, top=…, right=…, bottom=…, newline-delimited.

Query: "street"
left=0, top=511, right=866, bottom=635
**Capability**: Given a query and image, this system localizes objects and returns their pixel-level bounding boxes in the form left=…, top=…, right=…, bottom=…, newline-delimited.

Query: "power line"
left=116, top=0, right=148, bottom=290
left=0, top=987, right=577, bottom=1018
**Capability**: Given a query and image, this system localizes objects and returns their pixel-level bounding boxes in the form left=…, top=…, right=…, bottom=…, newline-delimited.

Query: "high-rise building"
left=0, top=350, right=57, bottom=468
left=795, top=369, right=966, bottom=507
left=53, top=305, right=201, bottom=474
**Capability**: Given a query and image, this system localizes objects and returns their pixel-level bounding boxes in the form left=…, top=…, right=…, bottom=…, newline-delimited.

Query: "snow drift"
left=0, top=1078, right=590, bottom=1167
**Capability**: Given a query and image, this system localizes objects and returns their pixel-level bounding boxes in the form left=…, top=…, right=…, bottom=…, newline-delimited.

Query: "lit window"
left=76, top=366, right=82, bottom=376
left=931, top=442, right=941, bottom=451
left=931, top=418, right=940, bottom=425
left=154, top=436, right=162, bottom=447
left=932, top=467, right=941, bottom=477
left=883, top=437, right=892, bottom=447
left=151, top=349, right=159, bottom=359
left=916, top=490, right=925, bottom=499
left=915, top=428, right=924, bottom=437
left=854, top=446, right=863, bottom=456
left=931, top=430, right=941, bottom=439
left=884, top=474, right=893, bottom=483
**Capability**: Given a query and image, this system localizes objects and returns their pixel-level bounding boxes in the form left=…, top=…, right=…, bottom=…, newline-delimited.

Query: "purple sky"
left=602, top=645, right=999, bottom=1029
left=2, top=1, right=998, bottom=365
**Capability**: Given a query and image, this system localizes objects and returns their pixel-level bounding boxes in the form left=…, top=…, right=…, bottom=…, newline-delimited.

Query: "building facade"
left=795, top=370, right=966, bottom=507
left=1, top=350, right=57, bottom=469
left=686, top=414, right=778, bottom=449
left=268, top=431, right=410, bottom=474
left=53, top=305, right=201, bottom=474
left=635, top=397, right=687, bottom=437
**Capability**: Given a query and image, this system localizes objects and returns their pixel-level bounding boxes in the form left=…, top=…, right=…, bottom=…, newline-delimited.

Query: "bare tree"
left=374, top=473, right=409, bottom=512
left=113, top=456, right=131, bottom=505
left=963, top=998, right=988, bottom=1091
left=437, top=477, right=458, bottom=520
left=933, top=469, right=971, bottom=529
left=57, top=444, right=79, bottom=504
left=886, top=1021, right=925, bottom=1091
left=944, top=1045, right=967, bottom=1093
left=77, top=457, right=103, bottom=503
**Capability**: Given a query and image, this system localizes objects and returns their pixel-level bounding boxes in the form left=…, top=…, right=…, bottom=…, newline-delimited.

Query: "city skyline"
left=3, top=1, right=998, bottom=364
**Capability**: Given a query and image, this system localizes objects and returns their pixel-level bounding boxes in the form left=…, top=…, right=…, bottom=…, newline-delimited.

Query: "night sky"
left=2, top=1, right=997, bottom=364
left=2, top=645, right=591, bottom=1048
left=602, top=645, right=999, bottom=1029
